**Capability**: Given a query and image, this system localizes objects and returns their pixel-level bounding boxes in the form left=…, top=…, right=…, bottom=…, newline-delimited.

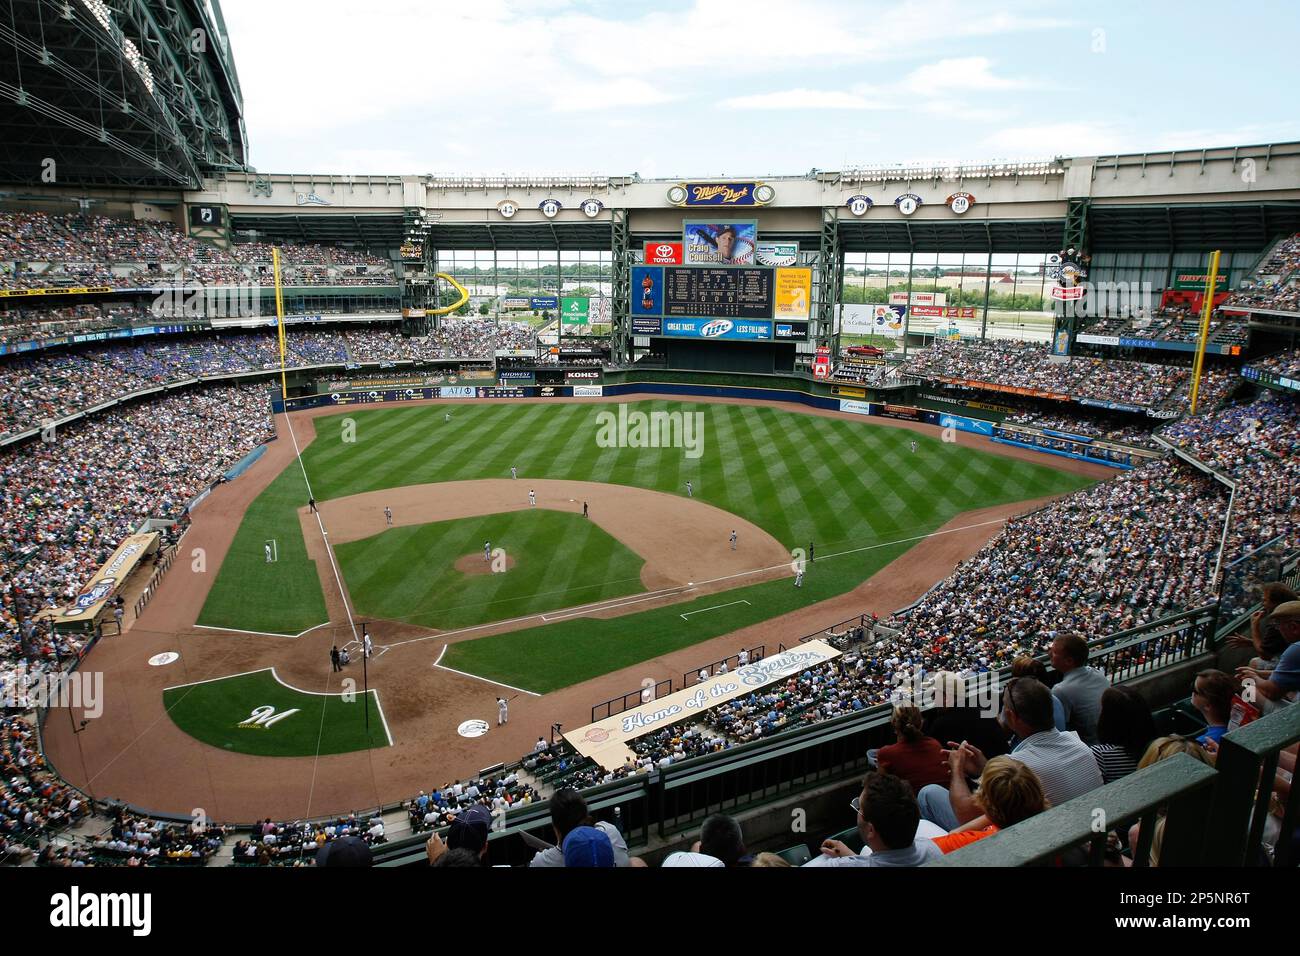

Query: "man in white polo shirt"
left=917, top=676, right=1102, bottom=831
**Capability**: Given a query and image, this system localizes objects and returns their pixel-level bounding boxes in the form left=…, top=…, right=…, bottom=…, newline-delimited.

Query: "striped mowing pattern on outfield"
left=200, top=401, right=1095, bottom=686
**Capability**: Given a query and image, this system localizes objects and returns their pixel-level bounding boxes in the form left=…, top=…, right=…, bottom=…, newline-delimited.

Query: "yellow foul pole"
left=1189, top=249, right=1221, bottom=415
left=272, top=246, right=288, bottom=401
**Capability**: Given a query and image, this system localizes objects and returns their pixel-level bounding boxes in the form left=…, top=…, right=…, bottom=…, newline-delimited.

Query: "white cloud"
left=900, top=56, right=1028, bottom=98
left=719, top=88, right=883, bottom=111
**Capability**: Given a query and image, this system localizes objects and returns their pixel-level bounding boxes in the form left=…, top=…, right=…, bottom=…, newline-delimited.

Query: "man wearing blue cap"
left=562, top=826, right=615, bottom=868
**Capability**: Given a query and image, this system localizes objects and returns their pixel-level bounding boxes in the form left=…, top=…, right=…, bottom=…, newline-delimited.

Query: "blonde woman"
left=932, top=756, right=1050, bottom=854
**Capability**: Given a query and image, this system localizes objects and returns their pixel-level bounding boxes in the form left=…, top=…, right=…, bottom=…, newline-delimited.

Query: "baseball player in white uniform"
left=363, top=633, right=373, bottom=659
left=511, top=466, right=517, bottom=479
left=730, top=530, right=737, bottom=551
left=265, top=542, right=273, bottom=563
left=686, top=480, right=693, bottom=498
left=484, top=540, right=492, bottom=562
left=384, top=506, right=392, bottom=526
left=529, top=489, right=536, bottom=507
left=497, top=697, right=509, bottom=726
left=737, top=648, right=749, bottom=667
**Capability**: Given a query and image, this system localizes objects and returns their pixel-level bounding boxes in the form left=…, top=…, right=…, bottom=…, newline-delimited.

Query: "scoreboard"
left=663, top=267, right=774, bottom=321
left=632, top=263, right=811, bottom=341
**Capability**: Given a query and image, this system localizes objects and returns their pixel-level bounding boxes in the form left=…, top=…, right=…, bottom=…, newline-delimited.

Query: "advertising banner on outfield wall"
left=573, top=385, right=604, bottom=397
left=838, top=399, right=873, bottom=416
left=440, top=386, right=477, bottom=398
left=566, top=640, right=841, bottom=770
left=937, top=413, right=994, bottom=436
left=841, top=304, right=905, bottom=337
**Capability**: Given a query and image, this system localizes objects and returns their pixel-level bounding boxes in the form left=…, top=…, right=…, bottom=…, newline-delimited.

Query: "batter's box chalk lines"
left=680, top=600, right=751, bottom=620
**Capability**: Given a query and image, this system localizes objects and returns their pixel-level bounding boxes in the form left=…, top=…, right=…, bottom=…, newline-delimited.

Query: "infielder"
left=384, top=506, right=392, bottom=526
left=484, top=540, right=492, bottom=562
left=511, top=466, right=517, bottom=479
left=794, top=567, right=804, bottom=588
left=529, top=489, right=536, bottom=507
left=730, top=530, right=737, bottom=551
left=497, top=697, right=509, bottom=726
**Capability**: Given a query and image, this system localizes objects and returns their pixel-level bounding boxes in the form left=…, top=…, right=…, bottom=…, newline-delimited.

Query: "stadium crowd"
left=0, top=210, right=397, bottom=292
left=0, top=321, right=537, bottom=437
left=901, top=339, right=1201, bottom=410
left=1226, top=233, right=1300, bottom=313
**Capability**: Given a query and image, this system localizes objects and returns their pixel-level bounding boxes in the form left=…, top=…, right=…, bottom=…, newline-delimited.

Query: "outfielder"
left=265, top=542, right=273, bottom=563
left=910, top=439, right=918, bottom=453
left=686, top=480, right=693, bottom=498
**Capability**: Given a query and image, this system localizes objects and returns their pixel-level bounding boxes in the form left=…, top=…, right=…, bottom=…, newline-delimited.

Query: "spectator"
left=1236, top=601, right=1300, bottom=705
left=1125, top=737, right=1215, bottom=866
left=931, top=756, right=1050, bottom=854
left=921, top=671, right=1009, bottom=761
left=874, top=704, right=950, bottom=793
left=562, top=826, right=615, bottom=868
left=696, top=814, right=752, bottom=868
left=1011, top=656, right=1067, bottom=732
left=528, top=788, right=628, bottom=868
left=803, top=772, right=942, bottom=867
left=1090, top=686, right=1158, bottom=784
left=918, top=676, right=1102, bottom=831
left=1190, top=670, right=1237, bottom=746
left=1049, top=634, right=1111, bottom=745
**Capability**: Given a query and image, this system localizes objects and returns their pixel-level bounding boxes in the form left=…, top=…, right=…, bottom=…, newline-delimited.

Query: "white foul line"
left=680, top=600, right=751, bottom=620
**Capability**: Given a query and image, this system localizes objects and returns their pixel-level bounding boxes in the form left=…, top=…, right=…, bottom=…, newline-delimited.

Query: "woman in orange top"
left=932, top=755, right=1049, bottom=854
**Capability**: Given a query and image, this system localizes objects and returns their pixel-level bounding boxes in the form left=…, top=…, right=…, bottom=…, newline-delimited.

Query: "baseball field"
left=197, top=398, right=1094, bottom=692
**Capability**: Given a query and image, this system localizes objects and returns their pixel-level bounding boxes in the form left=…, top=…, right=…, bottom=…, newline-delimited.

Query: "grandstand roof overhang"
left=0, top=0, right=247, bottom=189
left=1087, top=202, right=1300, bottom=253
left=229, top=212, right=404, bottom=248
left=428, top=221, right=614, bottom=252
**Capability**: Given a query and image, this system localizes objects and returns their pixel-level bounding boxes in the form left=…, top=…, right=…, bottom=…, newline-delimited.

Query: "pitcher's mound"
left=454, top=553, right=516, bottom=576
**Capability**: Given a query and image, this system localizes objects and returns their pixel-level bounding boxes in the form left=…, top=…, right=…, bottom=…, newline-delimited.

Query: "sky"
left=217, top=0, right=1300, bottom=178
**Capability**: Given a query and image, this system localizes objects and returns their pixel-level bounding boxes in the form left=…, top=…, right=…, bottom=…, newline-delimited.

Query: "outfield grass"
left=162, top=669, right=388, bottom=757
left=334, top=510, right=645, bottom=629
left=202, top=400, right=1096, bottom=688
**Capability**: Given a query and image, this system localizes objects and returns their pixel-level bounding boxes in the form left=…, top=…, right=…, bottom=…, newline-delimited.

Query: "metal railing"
left=133, top=542, right=181, bottom=619
left=681, top=646, right=765, bottom=687
left=936, top=754, right=1220, bottom=867
left=1204, top=700, right=1300, bottom=867
left=590, top=679, right=674, bottom=724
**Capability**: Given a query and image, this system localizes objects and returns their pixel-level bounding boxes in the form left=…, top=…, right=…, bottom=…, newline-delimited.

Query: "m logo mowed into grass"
left=237, top=704, right=301, bottom=730
left=164, top=670, right=389, bottom=756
